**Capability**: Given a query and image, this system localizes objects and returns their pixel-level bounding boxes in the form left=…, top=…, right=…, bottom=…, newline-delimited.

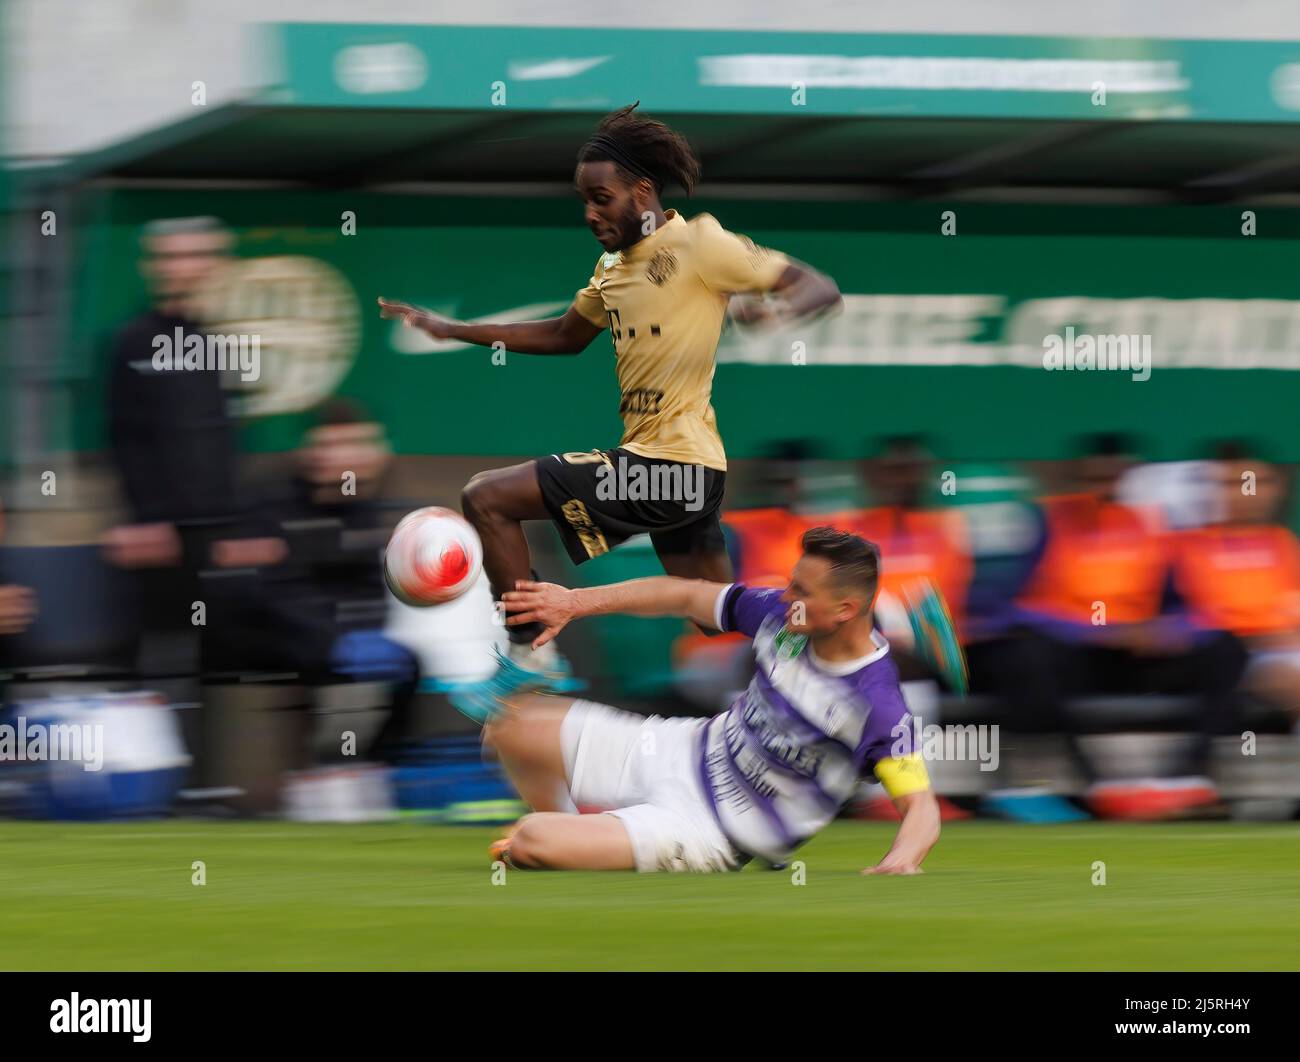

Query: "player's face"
left=575, top=161, right=648, bottom=252
left=141, top=231, right=229, bottom=306
left=299, top=422, right=390, bottom=489
left=781, top=555, right=869, bottom=636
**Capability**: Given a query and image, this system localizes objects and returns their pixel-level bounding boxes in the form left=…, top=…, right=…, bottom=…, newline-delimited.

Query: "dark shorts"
left=534, top=447, right=727, bottom=566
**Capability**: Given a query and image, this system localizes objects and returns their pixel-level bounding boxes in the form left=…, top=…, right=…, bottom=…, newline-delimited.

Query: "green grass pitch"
left=1, top=820, right=1297, bottom=970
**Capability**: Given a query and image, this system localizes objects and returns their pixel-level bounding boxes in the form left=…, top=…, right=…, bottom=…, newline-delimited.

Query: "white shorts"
left=559, top=700, right=744, bottom=873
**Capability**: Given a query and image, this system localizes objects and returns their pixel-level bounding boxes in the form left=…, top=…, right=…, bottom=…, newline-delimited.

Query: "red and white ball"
left=384, top=506, right=483, bottom=607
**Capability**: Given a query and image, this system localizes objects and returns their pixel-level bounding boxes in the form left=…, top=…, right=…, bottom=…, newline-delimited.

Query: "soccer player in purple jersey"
left=482, top=527, right=941, bottom=874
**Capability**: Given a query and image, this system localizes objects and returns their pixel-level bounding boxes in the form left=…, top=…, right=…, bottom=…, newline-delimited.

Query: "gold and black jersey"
left=570, top=210, right=789, bottom=472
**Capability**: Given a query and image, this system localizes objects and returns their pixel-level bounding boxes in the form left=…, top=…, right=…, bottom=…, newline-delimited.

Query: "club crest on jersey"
left=773, top=626, right=807, bottom=661
left=646, top=249, right=678, bottom=286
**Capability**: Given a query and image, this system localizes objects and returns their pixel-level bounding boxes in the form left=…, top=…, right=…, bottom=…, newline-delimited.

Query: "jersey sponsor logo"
left=619, top=387, right=665, bottom=415
left=773, top=626, right=807, bottom=661
left=704, top=741, right=753, bottom=815
left=606, top=307, right=665, bottom=351
left=646, top=248, right=679, bottom=286
left=704, top=717, right=805, bottom=862
left=736, top=696, right=827, bottom=778
left=723, top=716, right=781, bottom=801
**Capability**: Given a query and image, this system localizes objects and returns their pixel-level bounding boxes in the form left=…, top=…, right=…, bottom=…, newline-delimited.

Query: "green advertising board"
left=267, top=23, right=1300, bottom=125
left=69, top=191, right=1299, bottom=465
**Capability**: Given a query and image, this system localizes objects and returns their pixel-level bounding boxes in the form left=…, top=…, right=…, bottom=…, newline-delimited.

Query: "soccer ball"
left=384, top=506, right=483, bottom=607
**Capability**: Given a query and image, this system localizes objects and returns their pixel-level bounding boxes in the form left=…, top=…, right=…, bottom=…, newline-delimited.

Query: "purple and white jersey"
left=701, top=583, right=914, bottom=863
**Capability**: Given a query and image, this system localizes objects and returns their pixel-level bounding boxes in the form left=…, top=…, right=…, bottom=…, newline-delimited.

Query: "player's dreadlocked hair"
left=578, top=102, right=702, bottom=196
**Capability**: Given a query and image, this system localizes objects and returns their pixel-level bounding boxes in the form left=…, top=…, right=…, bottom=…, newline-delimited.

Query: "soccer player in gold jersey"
left=378, top=104, right=844, bottom=714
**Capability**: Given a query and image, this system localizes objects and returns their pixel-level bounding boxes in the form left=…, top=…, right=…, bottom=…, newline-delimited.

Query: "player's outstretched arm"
left=502, top=576, right=726, bottom=649
left=377, top=299, right=604, bottom=355
left=728, top=260, right=842, bottom=329
left=863, top=789, right=941, bottom=876
left=772, top=260, right=843, bottom=318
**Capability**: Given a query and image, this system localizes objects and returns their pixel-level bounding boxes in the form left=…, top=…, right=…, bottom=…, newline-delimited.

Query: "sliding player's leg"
left=482, top=695, right=573, bottom=812
left=485, top=693, right=734, bottom=872
left=485, top=693, right=638, bottom=869
left=498, top=812, right=637, bottom=870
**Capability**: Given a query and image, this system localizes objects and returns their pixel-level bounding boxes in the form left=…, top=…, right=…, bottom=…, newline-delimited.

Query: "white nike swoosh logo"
left=506, top=57, right=611, bottom=81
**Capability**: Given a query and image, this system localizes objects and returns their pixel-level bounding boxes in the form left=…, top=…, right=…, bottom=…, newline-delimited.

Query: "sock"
left=508, top=621, right=544, bottom=646
left=503, top=568, right=545, bottom=646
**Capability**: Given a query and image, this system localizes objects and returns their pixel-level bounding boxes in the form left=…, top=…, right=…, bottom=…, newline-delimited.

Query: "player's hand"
left=377, top=297, right=456, bottom=339
left=501, top=579, right=577, bottom=649
left=102, top=522, right=182, bottom=568
left=1129, top=622, right=1191, bottom=657
left=211, top=537, right=288, bottom=569
left=727, top=293, right=782, bottom=330
left=0, top=584, right=36, bottom=635
left=1097, top=621, right=1188, bottom=657
left=862, top=855, right=924, bottom=876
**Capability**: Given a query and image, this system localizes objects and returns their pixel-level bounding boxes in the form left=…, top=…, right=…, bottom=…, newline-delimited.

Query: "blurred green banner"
left=268, top=23, right=1300, bottom=123
left=68, top=192, right=1300, bottom=463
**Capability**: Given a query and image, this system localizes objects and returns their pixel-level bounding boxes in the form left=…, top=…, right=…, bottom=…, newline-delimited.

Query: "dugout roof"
left=27, top=24, right=1300, bottom=199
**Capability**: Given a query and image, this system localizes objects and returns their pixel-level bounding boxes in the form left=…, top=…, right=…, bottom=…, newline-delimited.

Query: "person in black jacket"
left=103, top=217, right=246, bottom=675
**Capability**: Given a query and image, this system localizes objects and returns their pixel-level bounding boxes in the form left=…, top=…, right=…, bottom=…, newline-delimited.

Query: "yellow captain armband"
left=873, top=753, right=931, bottom=799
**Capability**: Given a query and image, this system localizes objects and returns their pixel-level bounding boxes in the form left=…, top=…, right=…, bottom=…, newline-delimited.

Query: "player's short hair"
left=578, top=102, right=702, bottom=196
left=800, top=526, right=881, bottom=599
left=765, top=438, right=822, bottom=463
left=1210, top=436, right=1278, bottom=466
left=870, top=434, right=933, bottom=461
left=1072, top=431, right=1142, bottom=460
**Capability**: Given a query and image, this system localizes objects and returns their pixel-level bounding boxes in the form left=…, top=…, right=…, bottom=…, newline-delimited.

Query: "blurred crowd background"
left=3, top=4, right=1300, bottom=826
